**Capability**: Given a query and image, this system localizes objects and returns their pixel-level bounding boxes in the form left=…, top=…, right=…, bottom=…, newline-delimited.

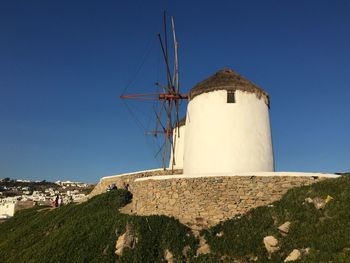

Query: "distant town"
left=0, top=177, right=95, bottom=221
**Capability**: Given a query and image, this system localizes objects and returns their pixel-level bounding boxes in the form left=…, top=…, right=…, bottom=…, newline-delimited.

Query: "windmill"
left=120, top=12, right=188, bottom=171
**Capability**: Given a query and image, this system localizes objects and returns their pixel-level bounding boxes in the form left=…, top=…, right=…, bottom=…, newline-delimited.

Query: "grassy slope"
left=1, top=177, right=350, bottom=262
left=0, top=190, right=197, bottom=263
left=201, top=176, right=350, bottom=262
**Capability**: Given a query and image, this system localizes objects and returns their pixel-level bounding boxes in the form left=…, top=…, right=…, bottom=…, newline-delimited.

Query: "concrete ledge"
left=135, top=172, right=340, bottom=182
left=89, top=168, right=182, bottom=197
left=100, top=168, right=164, bottom=181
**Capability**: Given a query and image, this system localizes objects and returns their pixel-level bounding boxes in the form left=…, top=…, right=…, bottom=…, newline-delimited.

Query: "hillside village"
left=0, top=178, right=94, bottom=220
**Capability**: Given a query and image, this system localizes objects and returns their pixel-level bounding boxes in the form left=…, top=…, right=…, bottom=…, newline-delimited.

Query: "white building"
left=183, top=68, right=274, bottom=175
left=169, top=117, right=186, bottom=169
left=0, top=202, right=16, bottom=218
left=16, top=179, right=30, bottom=183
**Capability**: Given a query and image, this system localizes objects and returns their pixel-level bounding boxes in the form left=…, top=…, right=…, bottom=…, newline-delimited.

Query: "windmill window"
left=227, top=91, right=235, bottom=103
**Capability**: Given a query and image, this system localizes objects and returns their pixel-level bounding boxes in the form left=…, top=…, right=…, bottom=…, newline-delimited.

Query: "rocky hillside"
left=0, top=176, right=350, bottom=262
left=199, top=175, right=350, bottom=262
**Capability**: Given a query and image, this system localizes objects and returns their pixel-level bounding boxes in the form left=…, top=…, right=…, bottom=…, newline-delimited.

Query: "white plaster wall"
left=100, top=168, right=164, bottom=181
left=169, top=125, right=185, bottom=169
left=183, top=90, right=274, bottom=174
left=0, top=203, right=16, bottom=217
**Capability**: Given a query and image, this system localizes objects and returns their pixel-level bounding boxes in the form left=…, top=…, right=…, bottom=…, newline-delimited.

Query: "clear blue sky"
left=1, top=1, right=349, bottom=183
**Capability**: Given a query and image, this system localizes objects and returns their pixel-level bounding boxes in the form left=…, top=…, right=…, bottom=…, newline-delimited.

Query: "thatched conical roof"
left=189, top=68, right=269, bottom=106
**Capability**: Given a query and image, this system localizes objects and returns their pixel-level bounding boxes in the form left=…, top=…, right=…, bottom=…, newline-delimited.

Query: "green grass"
left=202, top=176, right=350, bottom=262
left=0, top=190, right=197, bottom=263
left=1, top=177, right=350, bottom=262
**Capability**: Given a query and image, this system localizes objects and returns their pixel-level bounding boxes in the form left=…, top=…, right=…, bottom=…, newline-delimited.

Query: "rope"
left=119, top=29, right=172, bottom=168
left=121, top=36, right=156, bottom=96
left=122, top=99, right=163, bottom=166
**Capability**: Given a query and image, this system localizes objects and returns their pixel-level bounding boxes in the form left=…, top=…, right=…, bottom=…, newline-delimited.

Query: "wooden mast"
left=120, top=12, right=187, bottom=172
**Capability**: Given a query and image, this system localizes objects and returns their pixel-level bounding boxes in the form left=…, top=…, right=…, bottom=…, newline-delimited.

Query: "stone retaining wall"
left=89, top=169, right=182, bottom=197
left=125, top=175, right=330, bottom=228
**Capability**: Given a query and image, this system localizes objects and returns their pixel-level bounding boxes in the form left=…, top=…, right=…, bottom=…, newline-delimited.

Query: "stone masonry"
left=89, top=169, right=182, bottom=197
left=124, top=175, right=329, bottom=228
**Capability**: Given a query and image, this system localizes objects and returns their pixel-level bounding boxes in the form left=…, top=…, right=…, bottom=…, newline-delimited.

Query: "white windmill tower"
left=183, top=68, right=274, bottom=175
left=169, top=116, right=186, bottom=169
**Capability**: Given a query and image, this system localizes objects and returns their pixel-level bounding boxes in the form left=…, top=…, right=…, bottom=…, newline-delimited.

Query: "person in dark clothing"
left=55, top=195, right=59, bottom=208
left=123, top=182, right=129, bottom=191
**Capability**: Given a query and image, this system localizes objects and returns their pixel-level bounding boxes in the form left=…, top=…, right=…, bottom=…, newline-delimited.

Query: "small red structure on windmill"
left=120, top=12, right=188, bottom=171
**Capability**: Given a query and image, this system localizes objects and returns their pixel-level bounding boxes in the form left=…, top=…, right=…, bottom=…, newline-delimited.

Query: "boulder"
left=278, top=221, right=291, bottom=235
left=102, top=244, right=109, bottom=255
left=313, top=197, right=326, bottom=210
left=216, top=231, right=224, bottom=237
left=304, top=197, right=313, bottom=204
left=196, top=235, right=210, bottom=255
left=248, top=255, right=258, bottom=261
left=164, top=249, right=173, bottom=263
left=182, top=245, right=191, bottom=258
left=115, top=224, right=137, bottom=256
left=263, top=236, right=280, bottom=256
left=301, top=247, right=310, bottom=255
left=284, top=249, right=301, bottom=262
left=115, top=233, right=127, bottom=256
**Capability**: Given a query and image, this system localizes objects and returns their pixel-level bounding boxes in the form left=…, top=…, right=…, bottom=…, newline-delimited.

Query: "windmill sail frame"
left=120, top=12, right=188, bottom=172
